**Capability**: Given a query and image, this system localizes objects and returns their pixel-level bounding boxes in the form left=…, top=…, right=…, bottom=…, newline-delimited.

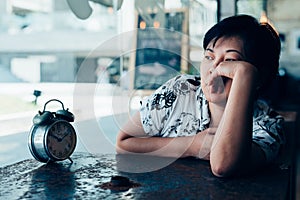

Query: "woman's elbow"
left=115, top=132, right=128, bottom=154
left=116, top=146, right=127, bottom=154
left=210, top=163, right=233, bottom=178
left=210, top=158, right=236, bottom=178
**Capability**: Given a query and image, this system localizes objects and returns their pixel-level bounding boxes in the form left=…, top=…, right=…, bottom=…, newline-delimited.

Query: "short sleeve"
left=139, top=76, right=178, bottom=136
left=252, top=100, right=285, bottom=163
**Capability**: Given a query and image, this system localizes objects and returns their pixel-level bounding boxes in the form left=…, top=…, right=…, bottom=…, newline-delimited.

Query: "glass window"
left=236, top=0, right=266, bottom=19
left=0, top=0, right=217, bottom=165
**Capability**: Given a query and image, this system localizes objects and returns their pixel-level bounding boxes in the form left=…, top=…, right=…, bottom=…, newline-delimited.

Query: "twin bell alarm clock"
left=28, top=99, right=77, bottom=163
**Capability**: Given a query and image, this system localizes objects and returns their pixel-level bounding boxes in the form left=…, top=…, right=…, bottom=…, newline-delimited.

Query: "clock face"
left=46, top=120, right=76, bottom=160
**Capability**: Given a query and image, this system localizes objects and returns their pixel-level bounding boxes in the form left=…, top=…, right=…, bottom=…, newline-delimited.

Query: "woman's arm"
left=209, top=61, right=266, bottom=177
left=116, top=112, right=216, bottom=159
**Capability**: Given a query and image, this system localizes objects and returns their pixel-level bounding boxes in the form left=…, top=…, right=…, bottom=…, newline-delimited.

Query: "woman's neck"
left=208, top=102, right=225, bottom=128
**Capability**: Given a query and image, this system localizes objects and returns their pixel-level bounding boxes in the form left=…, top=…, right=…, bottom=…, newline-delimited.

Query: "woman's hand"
left=215, top=60, right=259, bottom=87
left=193, top=128, right=217, bottom=160
left=116, top=111, right=218, bottom=159
left=215, top=60, right=257, bottom=78
left=206, top=60, right=259, bottom=100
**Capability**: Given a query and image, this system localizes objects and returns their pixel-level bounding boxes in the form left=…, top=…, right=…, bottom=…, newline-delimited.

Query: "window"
left=0, top=0, right=218, bottom=165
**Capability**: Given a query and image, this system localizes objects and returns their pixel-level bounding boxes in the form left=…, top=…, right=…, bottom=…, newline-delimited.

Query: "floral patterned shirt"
left=140, top=74, right=285, bottom=162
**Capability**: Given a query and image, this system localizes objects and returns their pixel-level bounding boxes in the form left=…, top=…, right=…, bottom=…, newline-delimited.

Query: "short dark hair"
left=203, top=15, right=281, bottom=92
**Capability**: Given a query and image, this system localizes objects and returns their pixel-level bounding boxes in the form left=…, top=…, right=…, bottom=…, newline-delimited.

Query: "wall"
left=269, top=0, right=300, bottom=78
left=265, top=0, right=300, bottom=110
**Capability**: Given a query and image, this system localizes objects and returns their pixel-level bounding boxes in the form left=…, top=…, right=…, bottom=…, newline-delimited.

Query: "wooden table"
left=0, top=152, right=289, bottom=199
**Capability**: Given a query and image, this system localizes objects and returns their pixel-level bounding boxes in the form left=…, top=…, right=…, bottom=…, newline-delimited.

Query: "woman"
left=116, top=15, right=285, bottom=177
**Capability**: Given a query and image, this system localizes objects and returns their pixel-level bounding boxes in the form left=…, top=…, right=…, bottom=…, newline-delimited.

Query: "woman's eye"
left=205, top=55, right=213, bottom=60
left=225, top=58, right=237, bottom=61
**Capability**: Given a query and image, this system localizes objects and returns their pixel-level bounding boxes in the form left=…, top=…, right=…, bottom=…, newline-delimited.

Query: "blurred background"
left=0, top=0, right=299, bottom=173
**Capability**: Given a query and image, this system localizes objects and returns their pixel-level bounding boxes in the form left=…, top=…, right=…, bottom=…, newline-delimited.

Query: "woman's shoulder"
left=253, top=99, right=283, bottom=120
left=161, top=74, right=201, bottom=92
left=173, top=74, right=200, bottom=84
left=156, top=74, right=201, bottom=97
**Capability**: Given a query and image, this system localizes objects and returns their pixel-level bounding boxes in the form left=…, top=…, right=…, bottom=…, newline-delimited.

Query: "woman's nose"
left=212, top=62, right=218, bottom=69
left=212, top=58, right=222, bottom=68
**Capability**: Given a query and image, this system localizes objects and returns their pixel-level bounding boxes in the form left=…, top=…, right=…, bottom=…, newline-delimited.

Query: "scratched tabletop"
left=0, top=152, right=289, bottom=199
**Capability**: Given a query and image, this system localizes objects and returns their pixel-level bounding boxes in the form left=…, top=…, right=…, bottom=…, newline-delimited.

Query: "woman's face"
left=200, top=36, right=245, bottom=105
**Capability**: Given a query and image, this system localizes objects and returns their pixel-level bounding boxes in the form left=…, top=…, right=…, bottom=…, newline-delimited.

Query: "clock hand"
left=55, top=130, right=69, bottom=142
left=50, top=134, right=60, bottom=142
left=59, top=132, right=70, bottom=142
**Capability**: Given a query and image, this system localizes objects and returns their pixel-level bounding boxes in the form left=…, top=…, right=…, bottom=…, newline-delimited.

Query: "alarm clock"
left=28, top=99, right=77, bottom=163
